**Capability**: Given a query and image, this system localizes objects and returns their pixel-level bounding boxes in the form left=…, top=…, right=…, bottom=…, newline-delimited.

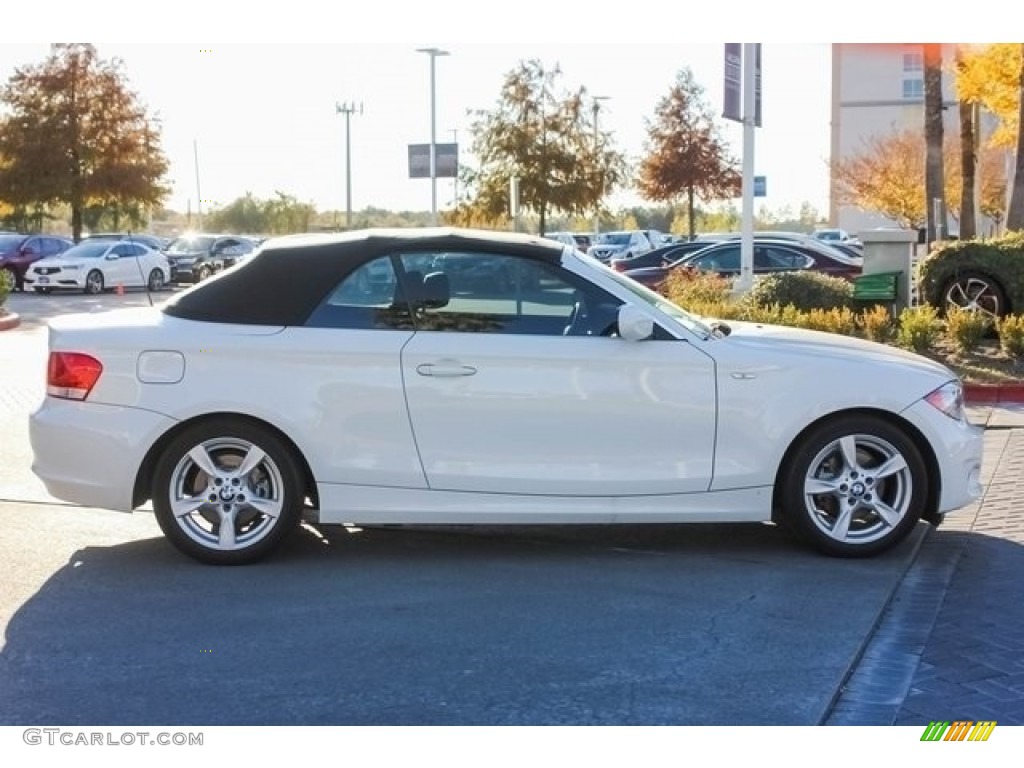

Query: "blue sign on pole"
left=754, top=176, right=767, bottom=197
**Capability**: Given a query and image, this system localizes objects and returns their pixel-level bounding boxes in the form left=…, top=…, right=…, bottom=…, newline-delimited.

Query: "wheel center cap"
left=219, top=486, right=237, bottom=501
left=850, top=481, right=866, bottom=497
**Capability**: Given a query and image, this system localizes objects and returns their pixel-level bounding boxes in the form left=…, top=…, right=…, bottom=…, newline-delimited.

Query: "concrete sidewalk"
left=827, top=411, right=1024, bottom=725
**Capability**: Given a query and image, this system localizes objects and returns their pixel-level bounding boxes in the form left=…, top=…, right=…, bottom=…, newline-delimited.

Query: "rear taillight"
left=47, top=352, right=103, bottom=400
left=611, top=263, right=625, bottom=272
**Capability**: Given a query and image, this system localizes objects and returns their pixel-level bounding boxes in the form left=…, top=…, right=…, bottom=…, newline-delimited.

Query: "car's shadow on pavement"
left=0, top=520, right=928, bottom=726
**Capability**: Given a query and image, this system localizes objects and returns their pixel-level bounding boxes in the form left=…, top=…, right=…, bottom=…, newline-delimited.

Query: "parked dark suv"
left=0, top=234, right=74, bottom=291
left=163, top=235, right=258, bottom=283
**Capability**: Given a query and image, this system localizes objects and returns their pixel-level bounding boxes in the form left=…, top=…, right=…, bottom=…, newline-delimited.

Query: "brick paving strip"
left=825, top=428, right=1024, bottom=725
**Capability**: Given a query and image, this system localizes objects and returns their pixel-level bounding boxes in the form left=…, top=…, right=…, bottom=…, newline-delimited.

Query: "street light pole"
left=592, top=96, right=610, bottom=240
left=417, top=47, right=450, bottom=226
left=451, top=128, right=459, bottom=207
left=336, top=101, right=362, bottom=230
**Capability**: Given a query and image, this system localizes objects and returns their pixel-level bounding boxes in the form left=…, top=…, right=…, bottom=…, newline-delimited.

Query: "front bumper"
left=24, top=271, right=85, bottom=289
left=900, top=398, right=985, bottom=515
left=30, top=397, right=177, bottom=511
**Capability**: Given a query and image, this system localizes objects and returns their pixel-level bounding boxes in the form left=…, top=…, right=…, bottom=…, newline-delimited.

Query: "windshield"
left=62, top=242, right=111, bottom=259
left=580, top=254, right=713, bottom=338
left=167, top=236, right=214, bottom=254
left=816, top=230, right=841, bottom=241
left=598, top=233, right=631, bottom=246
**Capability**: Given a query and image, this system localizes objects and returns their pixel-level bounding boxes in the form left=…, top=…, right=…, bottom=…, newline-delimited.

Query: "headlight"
left=924, top=381, right=965, bottom=421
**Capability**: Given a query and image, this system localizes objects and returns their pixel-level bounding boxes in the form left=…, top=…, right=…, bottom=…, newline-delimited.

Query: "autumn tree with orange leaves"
left=832, top=129, right=1006, bottom=230
left=955, top=43, right=1024, bottom=231
left=0, top=44, right=169, bottom=240
left=636, top=68, right=739, bottom=240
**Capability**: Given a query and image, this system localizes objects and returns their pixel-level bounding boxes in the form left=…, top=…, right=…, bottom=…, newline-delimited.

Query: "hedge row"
left=662, top=267, right=1024, bottom=358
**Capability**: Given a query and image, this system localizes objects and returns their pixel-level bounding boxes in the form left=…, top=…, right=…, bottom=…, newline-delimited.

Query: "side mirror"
left=617, top=305, right=654, bottom=341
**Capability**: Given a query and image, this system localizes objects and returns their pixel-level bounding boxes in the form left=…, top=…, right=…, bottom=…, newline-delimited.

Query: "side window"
left=398, top=251, right=622, bottom=336
left=696, top=245, right=740, bottom=271
left=755, top=246, right=794, bottom=269
left=110, top=243, right=133, bottom=257
left=126, top=244, right=147, bottom=257
left=305, top=255, right=413, bottom=330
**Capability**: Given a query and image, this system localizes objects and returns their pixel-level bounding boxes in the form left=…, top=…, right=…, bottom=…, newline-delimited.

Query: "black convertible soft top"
left=161, top=228, right=566, bottom=326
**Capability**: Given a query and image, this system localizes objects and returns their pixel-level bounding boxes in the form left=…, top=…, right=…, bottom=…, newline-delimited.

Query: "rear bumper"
left=30, top=397, right=177, bottom=511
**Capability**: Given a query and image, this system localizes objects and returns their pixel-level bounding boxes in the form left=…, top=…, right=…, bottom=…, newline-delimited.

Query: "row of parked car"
left=0, top=231, right=264, bottom=295
left=608, top=232, right=865, bottom=289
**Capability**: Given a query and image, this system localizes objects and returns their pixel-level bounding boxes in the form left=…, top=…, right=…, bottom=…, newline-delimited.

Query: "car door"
left=101, top=242, right=137, bottom=286
left=399, top=249, right=717, bottom=498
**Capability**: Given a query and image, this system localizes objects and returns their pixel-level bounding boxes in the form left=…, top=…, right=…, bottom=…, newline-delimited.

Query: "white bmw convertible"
left=30, top=229, right=983, bottom=564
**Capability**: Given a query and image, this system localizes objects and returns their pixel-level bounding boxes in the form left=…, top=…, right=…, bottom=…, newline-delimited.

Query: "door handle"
left=416, top=362, right=477, bottom=377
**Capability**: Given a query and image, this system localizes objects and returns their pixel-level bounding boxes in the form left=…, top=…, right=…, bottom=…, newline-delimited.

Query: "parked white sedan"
left=30, top=228, right=983, bottom=564
left=25, top=239, right=171, bottom=294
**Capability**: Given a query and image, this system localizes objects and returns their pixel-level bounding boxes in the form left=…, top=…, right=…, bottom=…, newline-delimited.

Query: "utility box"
left=857, top=228, right=918, bottom=312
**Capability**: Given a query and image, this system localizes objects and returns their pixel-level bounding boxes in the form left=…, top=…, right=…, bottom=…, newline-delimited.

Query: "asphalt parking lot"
left=1, top=289, right=1022, bottom=727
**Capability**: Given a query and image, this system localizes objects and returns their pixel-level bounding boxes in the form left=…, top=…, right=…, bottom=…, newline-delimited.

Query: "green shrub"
left=858, top=304, right=895, bottom=343
left=917, top=233, right=1024, bottom=316
left=944, top=306, right=991, bottom=354
left=745, top=271, right=854, bottom=312
left=998, top=314, right=1024, bottom=359
left=663, top=267, right=733, bottom=306
left=0, top=268, right=12, bottom=308
left=896, top=305, right=942, bottom=353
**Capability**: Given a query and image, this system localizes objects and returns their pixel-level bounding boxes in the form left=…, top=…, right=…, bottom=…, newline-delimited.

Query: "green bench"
left=853, top=271, right=900, bottom=311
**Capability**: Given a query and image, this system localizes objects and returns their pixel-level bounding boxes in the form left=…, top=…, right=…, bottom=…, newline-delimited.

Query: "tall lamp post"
left=451, top=128, right=459, bottom=207
left=336, top=101, right=362, bottom=230
left=416, top=47, right=450, bottom=225
left=592, top=96, right=610, bottom=240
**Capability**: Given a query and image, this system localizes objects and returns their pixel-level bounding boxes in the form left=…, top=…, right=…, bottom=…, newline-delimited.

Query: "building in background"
left=829, top=43, right=1002, bottom=237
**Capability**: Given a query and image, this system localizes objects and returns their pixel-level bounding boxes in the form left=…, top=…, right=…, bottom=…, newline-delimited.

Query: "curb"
left=964, top=383, right=1024, bottom=405
left=0, top=311, right=20, bottom=332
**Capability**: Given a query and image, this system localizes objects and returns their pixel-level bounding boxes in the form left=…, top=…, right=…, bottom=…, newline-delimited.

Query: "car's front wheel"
left=778, top=414, right=927, bottom=557
left=196, top=265, right=212, bottom=282
left=152, top=419, right=304, bottom=564
left=84, top=269, right=104, bottom=295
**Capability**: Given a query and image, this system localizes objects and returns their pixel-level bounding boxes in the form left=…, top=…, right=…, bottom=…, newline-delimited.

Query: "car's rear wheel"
left=942, top=271, right=1006, bottom=320
left=84, top=269, right=104, bottom=295
left=152, top=419, right=304, bottom=565
left=778, top=414, right=927, bottom=557
left=147, top=268, right=165, bottom=292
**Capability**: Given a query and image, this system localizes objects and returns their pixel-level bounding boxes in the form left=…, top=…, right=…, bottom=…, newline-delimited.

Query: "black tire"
left=777, top=414, right=927, bottom=558
left=941, top=271, right=1007, bottom=320
left=84, top=269, right=104, bottom=295
left=196, top=265, right=212, bottom=282
left=147, top=269, right=165, bottom=292
left=152, top=418, right=304, bottom=565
